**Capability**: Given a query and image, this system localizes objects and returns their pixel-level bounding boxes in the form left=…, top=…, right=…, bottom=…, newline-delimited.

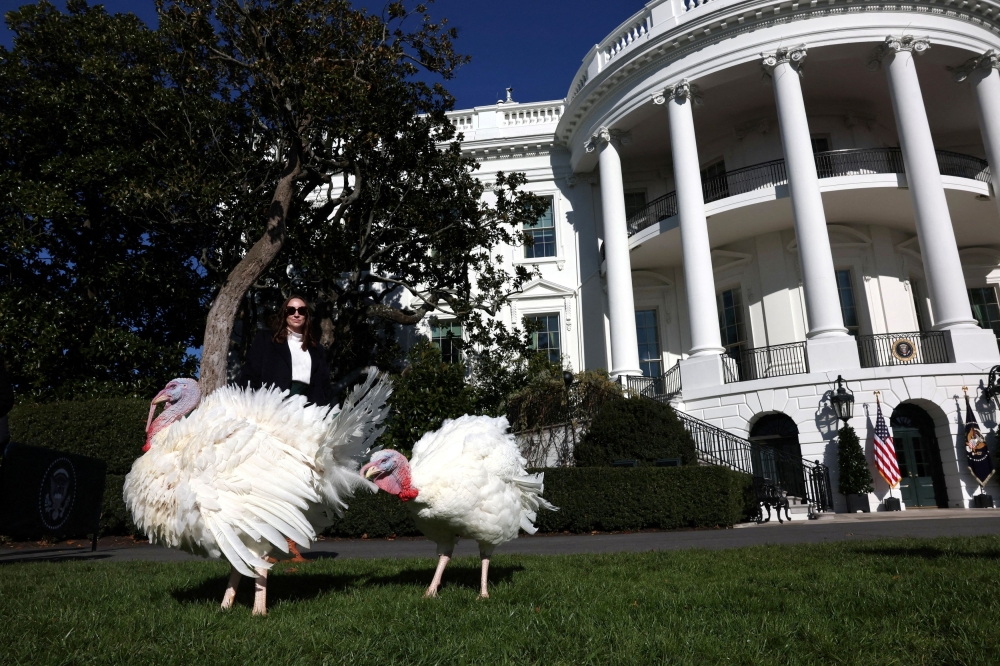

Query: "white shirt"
left=286, top=330, right=312, bottom=383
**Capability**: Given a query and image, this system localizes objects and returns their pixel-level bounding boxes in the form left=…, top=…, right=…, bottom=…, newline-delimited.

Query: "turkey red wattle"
left=361, top=450, right=419, bottom=501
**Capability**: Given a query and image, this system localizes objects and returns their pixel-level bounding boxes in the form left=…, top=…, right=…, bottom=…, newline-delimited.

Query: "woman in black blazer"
left=239, top=295, right=333, bottom=407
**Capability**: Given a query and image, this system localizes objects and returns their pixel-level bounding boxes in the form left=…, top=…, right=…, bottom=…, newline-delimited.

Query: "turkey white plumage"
left=360, top=414, right=556, bottom=598
left=124, top=373, right=391, bottom=614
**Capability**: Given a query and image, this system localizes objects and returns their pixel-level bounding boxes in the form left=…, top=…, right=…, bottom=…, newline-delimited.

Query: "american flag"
left=873, top=398, right=901, bottom=487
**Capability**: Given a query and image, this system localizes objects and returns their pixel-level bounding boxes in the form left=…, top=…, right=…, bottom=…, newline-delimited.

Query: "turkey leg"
left=252, top=567, right=268, bottom=616
left=220, top=566, right=241, bottom=610
left=478, top=556, right=490, bottom=599
left=424, top=550, right=453, bottom=598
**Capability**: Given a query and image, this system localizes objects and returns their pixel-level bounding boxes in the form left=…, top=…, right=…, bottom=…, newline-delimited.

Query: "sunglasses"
left=285, top=306, right=309, bottom=316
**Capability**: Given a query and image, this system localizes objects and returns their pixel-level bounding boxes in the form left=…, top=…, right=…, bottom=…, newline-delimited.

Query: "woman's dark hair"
left=271, top=295, right=316, bottom=350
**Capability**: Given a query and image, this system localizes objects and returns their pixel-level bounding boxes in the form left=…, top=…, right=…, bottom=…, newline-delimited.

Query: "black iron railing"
left=722, top=342, right=808, bottom=384
left=625, top=148, right=991, bottom=239
left=674, top=410, right=834, bottom=513
left=624, top=362, right=681, bottom=402
left=856, top=331, right=949, bottom=367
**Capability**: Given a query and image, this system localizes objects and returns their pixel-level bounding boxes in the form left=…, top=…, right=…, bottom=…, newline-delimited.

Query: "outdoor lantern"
left=985, top=365, right=1000, bottom=412
left=830, top=375, right=855, bottom=424
left=563, top=370, right=575, bottom=389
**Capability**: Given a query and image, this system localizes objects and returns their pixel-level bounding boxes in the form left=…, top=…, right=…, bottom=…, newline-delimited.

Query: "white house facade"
left=440, top=0, right=1000, bottom=512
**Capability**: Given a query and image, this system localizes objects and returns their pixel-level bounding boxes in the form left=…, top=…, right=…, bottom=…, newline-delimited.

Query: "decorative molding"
left=584, top=126, right=631, bottom=153
left=761, top=45, right=808, bottom=76
left=565, top=175, right=578, bottom=188
left=564, top=297, right=574, bottom=331
left=951, top=49, right=1000, bottom=82
left=651, top=79, right=703, bottom=106
left=868, top=35, right=931, bottom=70
left=711, top=250, right=753, bottom=274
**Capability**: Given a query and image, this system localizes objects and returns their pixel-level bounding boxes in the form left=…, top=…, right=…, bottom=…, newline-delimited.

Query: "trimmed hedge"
left=574, top=396, right=698, bottom=467
left=323, top=465, right=753, bottom=537
left=8, top=398, right=753, bottom=539
left=8, top=399, right=147, bottom=536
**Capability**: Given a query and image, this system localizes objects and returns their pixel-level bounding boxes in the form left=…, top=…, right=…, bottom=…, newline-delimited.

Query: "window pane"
left=635, top=309, right=661, bottom=377
left=527, top=315, right=561, bottom=363
left=969, top=287, right=1000, bottom=336
left=431, top=321, right=463, bottom=363
left=836, top=269, right=859, bottom=335
left=524, top=198, right=555, bottom=258
left=624, top=192, right=647, bottom=220
left=717, top=288, right=746, bottom=353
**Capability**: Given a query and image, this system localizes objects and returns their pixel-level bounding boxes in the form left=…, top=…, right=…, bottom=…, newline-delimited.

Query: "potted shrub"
left=837, top=424, right=874, bottom=512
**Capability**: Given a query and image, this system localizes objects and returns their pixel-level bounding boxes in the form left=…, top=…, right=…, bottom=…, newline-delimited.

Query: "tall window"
left=635, top=310, right=662, bottom=378
left=969, top=287, right=1000, bottom=337
left=523, top=197, right=555, bottom=259
left=623, top=192, right=647, bottom=221
left=527, top=314, right=561, bottom=363
left=717, top=288, right=746, bottom=355
left=836, top=269, right=859, bottom=336
left=431, top=321, right=463, bottom=363
left=911, top=283, right=927, bottom=331
left=701, top=159, right=728, bottom=201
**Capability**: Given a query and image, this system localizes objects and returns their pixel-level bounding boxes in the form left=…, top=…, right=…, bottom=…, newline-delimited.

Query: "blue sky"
left=0, top=0, right=642, bottom=108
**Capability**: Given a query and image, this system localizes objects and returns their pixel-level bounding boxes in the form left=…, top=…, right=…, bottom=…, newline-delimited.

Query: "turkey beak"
left=364, top=465, right=380, bottom=480
left=150, top=390, right=171, bottom=406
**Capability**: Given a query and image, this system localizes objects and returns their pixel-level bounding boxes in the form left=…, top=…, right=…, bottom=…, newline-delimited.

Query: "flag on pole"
left=964, top=392, right=995, bottom=488
left=873, top=397, right=901, bottom=488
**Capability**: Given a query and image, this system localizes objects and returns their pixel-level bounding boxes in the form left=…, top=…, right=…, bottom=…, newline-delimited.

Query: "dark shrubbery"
left=7, top=399, right=147, bottom=536
left=323, top=465, right=752, bottom=537
left=534, top=466, right=753, bottom=532
left=836, top=424, right=874, bottom=495
left=506, top=368, right=622, bottom=432
left=574, top=396, right=698, bottom=467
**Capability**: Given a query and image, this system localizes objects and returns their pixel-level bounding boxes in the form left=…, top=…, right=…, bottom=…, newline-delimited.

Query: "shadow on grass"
left=171, top=563, right=525, bottom=606
left=0, top=553, right=114, bottom=565
left=172, top=572, right=366, bottom=606
left=849, top=544, right=1000, bottom=560
left=363, top=563, right=525, bottom=593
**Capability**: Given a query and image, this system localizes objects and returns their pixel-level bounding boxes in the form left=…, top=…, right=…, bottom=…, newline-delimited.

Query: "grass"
left=2, top=536, right=999, bottom=665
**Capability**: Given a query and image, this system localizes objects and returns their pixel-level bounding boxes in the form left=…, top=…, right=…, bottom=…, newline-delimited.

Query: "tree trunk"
left=198, top=156, right=302, bottom=393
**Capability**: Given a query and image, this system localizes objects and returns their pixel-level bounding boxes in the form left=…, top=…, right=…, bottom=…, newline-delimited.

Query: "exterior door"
left=892, top=426, right=938, bottom=507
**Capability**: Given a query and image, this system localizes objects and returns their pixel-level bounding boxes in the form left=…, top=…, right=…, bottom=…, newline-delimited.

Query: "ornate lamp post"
left=984, top=365, right=1000, bottom=412
left=829, top=375, right=855, bottom=424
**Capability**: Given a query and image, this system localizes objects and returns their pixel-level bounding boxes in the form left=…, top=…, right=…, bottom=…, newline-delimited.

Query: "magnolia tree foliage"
left=156, top=0, right=549, bottom=393
left=1, top=0, right=549, bottom=398
left=0, top=1, right=217, bottom=399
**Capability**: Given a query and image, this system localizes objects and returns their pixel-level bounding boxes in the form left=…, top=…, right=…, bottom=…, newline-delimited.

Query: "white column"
left=653, top=80, right=724, bottom=357
left=954, top=49, right=1000, bottom=221
left=873, top=37, right=997, bottom=362
left=872, top=37, right=977, bottom=331
left=586, top=127, right=642, bottom=378
left=762, top=46, right=847, bottom=340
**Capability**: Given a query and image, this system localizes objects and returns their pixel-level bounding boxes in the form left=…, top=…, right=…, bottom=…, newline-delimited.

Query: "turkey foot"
left=252, top=567, right=268, bottom=616
left=287, top=539, right=307, bottom=563
left=478, top=557, right=490, bottom=599
left=424, top=553, right=451, bottom=598
left=220, top=566, right=241, bottom=610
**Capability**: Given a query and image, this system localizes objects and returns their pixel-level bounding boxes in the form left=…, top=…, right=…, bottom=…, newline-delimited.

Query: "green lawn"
left=2, top=536, right=998, bottom=665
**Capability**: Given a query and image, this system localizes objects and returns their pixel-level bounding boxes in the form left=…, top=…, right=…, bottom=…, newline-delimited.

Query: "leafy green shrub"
left=324, top=465, right=752, bottom=537
left=8, top=398, right=147, bottom=474
left=506, top=369, right=622, bottom=432
left=7, top=399, right=148, bottom=536
left=379, top=340, right=476, bottom=453
left=574, top=397, right=697, bottom=467
left=532, top=466, right=751, bottom=532
left=837, top=424, right=873, bottom=495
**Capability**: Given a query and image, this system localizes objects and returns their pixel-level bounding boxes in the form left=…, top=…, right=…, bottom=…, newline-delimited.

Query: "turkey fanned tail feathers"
left=124, top=373, right=392, bottom=577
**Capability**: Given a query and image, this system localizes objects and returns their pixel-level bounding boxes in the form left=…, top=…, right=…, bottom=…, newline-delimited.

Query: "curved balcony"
left=626, top=148, right=991, bottom=239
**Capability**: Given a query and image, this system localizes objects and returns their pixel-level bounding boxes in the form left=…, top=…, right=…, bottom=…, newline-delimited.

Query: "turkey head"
left=144, top=378, right=202, bottom=452
left=361, top=450, right=419, bottom=501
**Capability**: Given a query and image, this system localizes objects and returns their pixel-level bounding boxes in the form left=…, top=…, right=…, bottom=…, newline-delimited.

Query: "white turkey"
left=124, top=373, right=391, bottom=615
left=360, top=414, right=556, bottom=598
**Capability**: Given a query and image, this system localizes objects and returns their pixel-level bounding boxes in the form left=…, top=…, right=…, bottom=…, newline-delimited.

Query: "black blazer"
left=239, top=330, right=333, bottom=407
